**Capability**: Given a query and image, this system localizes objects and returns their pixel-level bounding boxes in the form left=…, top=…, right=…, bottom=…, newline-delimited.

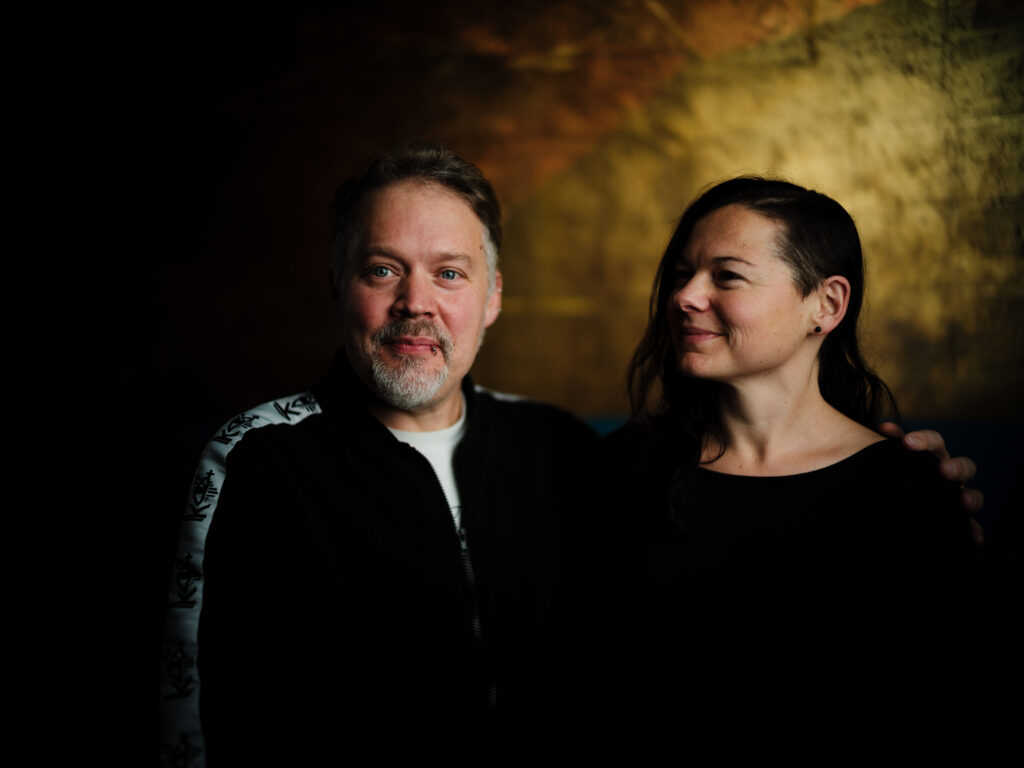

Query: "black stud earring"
left=814, top=326, right=822, bottom=333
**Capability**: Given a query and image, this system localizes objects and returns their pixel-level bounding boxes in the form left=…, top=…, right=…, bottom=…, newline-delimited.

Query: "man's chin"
left=370, top=358, right=449, bottom=411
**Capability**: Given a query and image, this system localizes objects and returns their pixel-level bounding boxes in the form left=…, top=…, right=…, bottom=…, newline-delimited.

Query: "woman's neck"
left=703, top=365, right=882, bottom=476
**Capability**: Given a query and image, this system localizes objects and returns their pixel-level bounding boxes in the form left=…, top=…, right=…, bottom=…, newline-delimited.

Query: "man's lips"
left=384, top=336, right=440, bottom=354
left=373, top=319, right=453, bottom=362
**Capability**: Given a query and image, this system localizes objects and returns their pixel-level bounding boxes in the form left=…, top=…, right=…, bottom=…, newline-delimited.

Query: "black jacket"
left=164, top=351, right=595, bottom=762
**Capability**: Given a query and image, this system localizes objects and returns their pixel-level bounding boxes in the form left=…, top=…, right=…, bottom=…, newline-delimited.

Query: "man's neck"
left=368, top=389, right=465, bottom=432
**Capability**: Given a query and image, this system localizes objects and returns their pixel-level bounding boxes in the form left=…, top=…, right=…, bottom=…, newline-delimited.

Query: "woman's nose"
left=673, top=274, right=710, bottom=312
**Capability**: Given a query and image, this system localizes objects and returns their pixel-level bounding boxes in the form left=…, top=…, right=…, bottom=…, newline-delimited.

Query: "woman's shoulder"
left=838, top=438, right=965, bottom=532
left=846, top=436, right=945, bottom=479
left=806, top=410, right=953, bottom=494
left=800, top=435, right=947, bottom=492
left=811, top=412, right=886, bottom=468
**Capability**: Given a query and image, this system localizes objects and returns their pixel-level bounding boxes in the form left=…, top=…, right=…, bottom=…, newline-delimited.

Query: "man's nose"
left=393, top=271, right=435, bottom=317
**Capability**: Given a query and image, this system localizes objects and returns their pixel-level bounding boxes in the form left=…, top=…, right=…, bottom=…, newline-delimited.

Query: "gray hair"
left=330, top=143, right=502, bottom=297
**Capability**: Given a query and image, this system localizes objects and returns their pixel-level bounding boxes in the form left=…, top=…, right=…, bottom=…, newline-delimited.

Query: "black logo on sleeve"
left=209, top=413, right=262, bottom=445
left=162, top=640, right=197, bottom=700
left=273, top=393, right=318, bottom=421
left=169, top=553, right=202, bottom=609
left=187, top=470, right=218, bottom=521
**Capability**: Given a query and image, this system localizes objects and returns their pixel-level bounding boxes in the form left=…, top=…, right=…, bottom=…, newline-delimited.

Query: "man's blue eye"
left=440, top=270, right=459, bottom=280
left=370, top=266, right=393, bottom=277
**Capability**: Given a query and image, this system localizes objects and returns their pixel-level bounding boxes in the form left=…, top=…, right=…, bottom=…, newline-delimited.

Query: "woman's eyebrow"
left=711, top=255, right=756, bottom=266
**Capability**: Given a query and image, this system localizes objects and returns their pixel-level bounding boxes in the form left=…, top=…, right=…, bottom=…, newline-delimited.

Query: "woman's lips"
left=678, top=327, right=722, bottom=344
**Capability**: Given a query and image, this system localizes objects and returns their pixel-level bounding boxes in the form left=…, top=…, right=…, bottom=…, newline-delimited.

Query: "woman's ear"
left=813, top=275, right=851, bottom=334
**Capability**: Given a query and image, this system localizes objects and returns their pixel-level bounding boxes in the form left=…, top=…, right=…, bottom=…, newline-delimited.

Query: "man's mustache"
left=372, top=320, right=454, bottom=363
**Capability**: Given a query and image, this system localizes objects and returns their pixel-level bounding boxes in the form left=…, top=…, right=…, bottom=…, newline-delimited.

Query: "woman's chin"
left=676, top=353, right=721, bottom=380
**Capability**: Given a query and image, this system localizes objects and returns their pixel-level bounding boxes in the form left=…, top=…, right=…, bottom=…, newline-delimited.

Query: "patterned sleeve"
left=158, top=393, right=320, bottom=768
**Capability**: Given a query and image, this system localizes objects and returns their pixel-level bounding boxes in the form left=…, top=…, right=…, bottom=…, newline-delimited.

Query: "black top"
left=589, top=432, right=986, bottom=739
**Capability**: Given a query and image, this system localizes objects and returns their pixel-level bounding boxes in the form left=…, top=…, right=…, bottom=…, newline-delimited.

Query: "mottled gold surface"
left=472, top=0, right=1024, bottom=419
left=100, top=0, right=1023, bottom=422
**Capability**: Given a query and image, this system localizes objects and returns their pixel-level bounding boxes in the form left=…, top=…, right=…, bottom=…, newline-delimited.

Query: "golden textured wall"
left=96, top=0, right=1023, bottom=424
left=472, top=0, right=1024, bottom=419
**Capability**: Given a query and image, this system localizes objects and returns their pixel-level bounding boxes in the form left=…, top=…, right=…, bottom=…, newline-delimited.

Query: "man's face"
left=339, top=180, right=502, bottom=417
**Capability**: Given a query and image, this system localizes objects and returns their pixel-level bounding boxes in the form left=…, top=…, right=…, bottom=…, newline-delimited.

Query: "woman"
left=600, top=177, right=985, bottom=733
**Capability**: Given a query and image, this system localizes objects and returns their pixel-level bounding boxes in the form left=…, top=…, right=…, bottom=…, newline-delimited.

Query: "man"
left=159, top=144, right=980, bottom=765
left=159, top=144, right=595, bottom=764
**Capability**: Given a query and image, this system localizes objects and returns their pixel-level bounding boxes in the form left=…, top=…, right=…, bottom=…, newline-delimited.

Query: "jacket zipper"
left=457, top=526, right=497, bottom=707
left=407, top=444, right=497, bottom=710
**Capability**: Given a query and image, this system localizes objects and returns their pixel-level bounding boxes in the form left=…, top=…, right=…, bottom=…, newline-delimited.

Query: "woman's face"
left=668, top=204, right=820, bottom=385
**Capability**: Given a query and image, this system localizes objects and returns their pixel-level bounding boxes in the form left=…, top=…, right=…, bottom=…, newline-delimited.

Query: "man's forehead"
left=357, top=182, right=487, bottom=251
left=364, top=180, right=477, bottom=220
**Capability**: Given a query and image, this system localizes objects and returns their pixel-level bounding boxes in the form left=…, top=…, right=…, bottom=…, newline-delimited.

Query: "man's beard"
left=369, top=319, right=455, bottom=411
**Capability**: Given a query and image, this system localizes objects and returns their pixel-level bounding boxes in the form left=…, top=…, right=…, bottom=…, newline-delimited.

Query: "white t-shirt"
left=387, top=398, right=468, bottom=527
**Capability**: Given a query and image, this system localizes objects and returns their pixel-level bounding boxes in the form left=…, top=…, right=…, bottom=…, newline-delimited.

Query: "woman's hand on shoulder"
left=878, top=421, right=984, bottom=545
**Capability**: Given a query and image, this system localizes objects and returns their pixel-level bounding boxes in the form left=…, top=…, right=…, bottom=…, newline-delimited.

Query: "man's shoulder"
left=198, top=390, right=326, bottom=464
left=470, top=384, right=596, bottom=442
